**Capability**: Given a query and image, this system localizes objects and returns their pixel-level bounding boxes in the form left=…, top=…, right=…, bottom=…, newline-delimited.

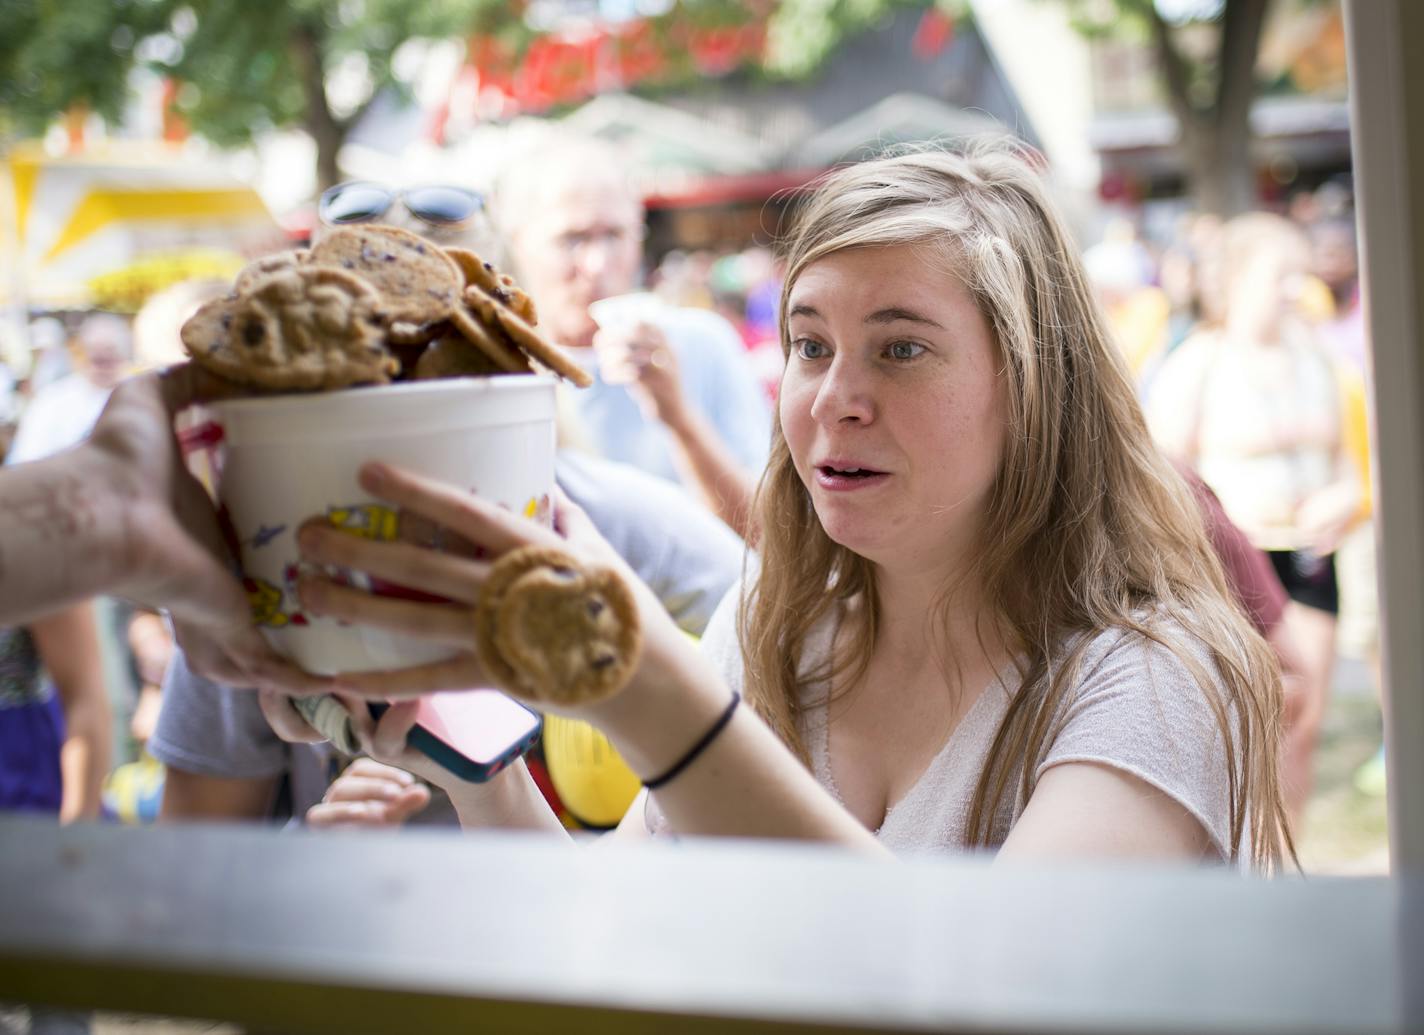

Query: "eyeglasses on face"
left=552, top=224, right=646, bottom=256
left=318, top=182, right=484, bottom=228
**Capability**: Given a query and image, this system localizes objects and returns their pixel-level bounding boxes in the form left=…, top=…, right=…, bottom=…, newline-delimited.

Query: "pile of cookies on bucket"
left=180, top=224, right=591, bottom=391
left=182, top=224, right=644, bottom=710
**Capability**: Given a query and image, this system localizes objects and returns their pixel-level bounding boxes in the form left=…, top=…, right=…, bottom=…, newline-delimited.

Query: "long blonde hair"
left=739, top=144, right=1293, bottom=870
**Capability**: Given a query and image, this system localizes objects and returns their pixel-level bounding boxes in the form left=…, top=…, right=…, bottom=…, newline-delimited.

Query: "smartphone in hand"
left=369, top=690, right=543, bottom=783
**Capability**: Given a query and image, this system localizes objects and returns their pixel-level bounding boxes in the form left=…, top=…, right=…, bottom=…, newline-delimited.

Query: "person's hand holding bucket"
left=208, top=376, right=557, bottom=675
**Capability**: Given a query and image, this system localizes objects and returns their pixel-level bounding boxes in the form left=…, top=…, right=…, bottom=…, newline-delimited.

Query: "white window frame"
left=0, top=1, right=1418, bottom=1030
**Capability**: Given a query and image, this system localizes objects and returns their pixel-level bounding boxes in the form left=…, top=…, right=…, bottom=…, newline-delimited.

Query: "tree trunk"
left=291, top=23, right=345, bottom=192
left=1208, top=0, right=1270, bottom=216
left=1179, top=110, right=1257, bottom=216
left=1149, top=0, right=1272, bottom=217
left=312, top=121, right=343, bottom=194
left=1196, top=124, right=1257, bottom=217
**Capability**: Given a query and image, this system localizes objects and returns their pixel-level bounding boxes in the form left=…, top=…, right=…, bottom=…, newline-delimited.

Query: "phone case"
left=369, top=690, right=543, bottom=783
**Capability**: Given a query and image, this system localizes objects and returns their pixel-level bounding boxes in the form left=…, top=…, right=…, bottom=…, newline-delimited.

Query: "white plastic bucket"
left=208, top=375, right=557, bottom=675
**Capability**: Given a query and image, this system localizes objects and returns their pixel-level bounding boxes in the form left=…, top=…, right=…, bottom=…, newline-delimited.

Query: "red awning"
left=643, top=167, right=830, bottom=209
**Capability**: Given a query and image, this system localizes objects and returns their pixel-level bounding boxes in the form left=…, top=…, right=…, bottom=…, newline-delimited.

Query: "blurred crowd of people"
left=0, top=295, right=212, bottom=824
left=1083, top=180, right=1382, bottom=808
left=0, top=144, right=1386, bottom=853
left=646, top=244, right=784, bottom=402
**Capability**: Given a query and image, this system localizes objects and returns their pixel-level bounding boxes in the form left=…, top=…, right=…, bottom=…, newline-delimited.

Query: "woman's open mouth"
left=815, top=465, right=889, bottom=491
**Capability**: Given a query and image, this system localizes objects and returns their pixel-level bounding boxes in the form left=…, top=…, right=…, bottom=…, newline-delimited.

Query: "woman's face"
left=780, top=243, right=1008, bottom=573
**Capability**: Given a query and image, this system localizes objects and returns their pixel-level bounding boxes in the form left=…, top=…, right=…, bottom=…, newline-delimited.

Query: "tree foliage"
left=156, top=0, right=495, bottom=186
left=0, top=0, right=176, bottom=136
left=1, top=0, right=498, bottom=185
left=159, top=0, right=494, bottom=143
left=763, top=0, right=963, bottom=78
left=0, top=0, right=959, bottom=186
left=1051, top=0, right=1335, bottom=214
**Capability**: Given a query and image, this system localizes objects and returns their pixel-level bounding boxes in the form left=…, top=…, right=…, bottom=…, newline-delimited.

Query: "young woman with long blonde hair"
left=271, top=144, right=1293, bottom=870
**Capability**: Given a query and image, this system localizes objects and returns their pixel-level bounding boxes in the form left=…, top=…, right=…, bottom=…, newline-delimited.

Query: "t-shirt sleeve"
left=698, top=577, right=748, bottom=697
left=556, top=451, right=746, bottom=636
left=148, top=649, right=290, bottom=779
left=682, top=310, right=773, bottom=473
left=652, top=504, right=747, bottom=637
left=1036, top=627, right=1237, bottom=860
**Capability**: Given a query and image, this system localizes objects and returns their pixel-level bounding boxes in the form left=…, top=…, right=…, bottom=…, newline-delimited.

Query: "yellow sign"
left=3, top=143, right=278, bottom=311
left=86, top=248, right=245, bottom=314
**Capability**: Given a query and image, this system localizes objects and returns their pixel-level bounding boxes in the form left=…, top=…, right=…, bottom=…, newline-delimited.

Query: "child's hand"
left=305, top=758, right=431, bottom=829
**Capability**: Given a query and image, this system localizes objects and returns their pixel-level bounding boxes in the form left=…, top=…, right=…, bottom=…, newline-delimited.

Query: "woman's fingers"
left=341, top=757, right=421, bottom=786
left=297, top=524, right=491, bottom=605
left=306, top=800, right=375, bottom=827
left=258, top=689, right=327, bottom=743
left=341, top=697, right=449, bottom=787
left=335, top=696, right=456, bottom=788
left=358, top=462, right=564, bottom=555
left=322, top=774, right=407, bottom=804
left=320, top=758, right=429, bottom=823
left=298, top=575, right=474, bottom=647
left=307, top=799, right=408, bottom=828
left=333, top=655, right=492, bottom=699
left=367, top=699, right=423, bottom=762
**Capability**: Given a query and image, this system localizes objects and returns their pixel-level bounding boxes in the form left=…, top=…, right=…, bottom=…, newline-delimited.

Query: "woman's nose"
left=809, top=358, right=874, bottom=426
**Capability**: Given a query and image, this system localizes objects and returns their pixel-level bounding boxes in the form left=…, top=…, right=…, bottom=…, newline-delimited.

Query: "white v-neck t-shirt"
left=682, top=582, right=1238, bottom=860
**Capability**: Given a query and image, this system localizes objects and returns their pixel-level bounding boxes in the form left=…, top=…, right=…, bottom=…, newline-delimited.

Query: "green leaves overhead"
left=764, top=0, right=962, bottom=79
left=156, top=0, right=494, bottom=143
left=0, top=0, right=965, bottom=185
left=0, top=0, right=497, bottom=146
left=0, top=0, right=177, bottom=134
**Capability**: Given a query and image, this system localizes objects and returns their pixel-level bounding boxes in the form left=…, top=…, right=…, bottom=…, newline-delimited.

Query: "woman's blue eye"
left=794, top=339, right=829, bottom=360
left=887, top=340, right=925, bottom=360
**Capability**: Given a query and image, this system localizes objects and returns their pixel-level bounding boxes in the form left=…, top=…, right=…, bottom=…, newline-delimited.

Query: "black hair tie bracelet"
left=642, top=692, right=741, bottom=791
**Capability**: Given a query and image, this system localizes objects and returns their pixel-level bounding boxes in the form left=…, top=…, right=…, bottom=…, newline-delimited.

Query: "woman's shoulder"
left=1043, top=616, right=1238, bottom=860
left=699, top=569, right=755, bottom=689
left=1054, top=616, right=1232, bottom=743
left=1070, top=614, right=1221, bottom=685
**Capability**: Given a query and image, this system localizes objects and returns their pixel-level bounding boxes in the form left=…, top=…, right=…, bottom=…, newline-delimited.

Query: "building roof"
left=794, top=91, right=1013, bottom=168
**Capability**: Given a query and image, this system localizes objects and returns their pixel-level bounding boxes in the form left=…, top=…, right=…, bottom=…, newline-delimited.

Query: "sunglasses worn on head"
left=319, top=182, right=484, bottom=228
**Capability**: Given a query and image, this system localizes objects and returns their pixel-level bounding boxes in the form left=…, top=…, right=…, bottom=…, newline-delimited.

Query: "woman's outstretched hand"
left=290, top=461, right=687, bottom=716
left=263, top=460, right=882, bottom=850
